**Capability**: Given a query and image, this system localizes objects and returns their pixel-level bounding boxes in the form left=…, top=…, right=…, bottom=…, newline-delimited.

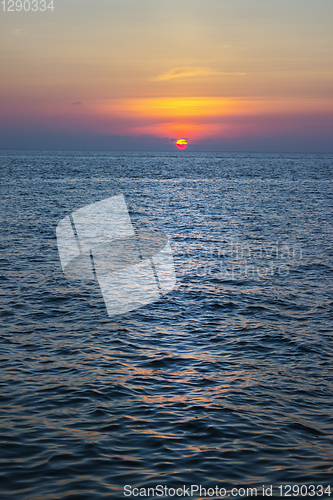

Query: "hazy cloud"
left=13, top=29, right=27, bottom=36
left=71, top=101, right=82, bottom=106
left=154, top=67, right=245, bottom=81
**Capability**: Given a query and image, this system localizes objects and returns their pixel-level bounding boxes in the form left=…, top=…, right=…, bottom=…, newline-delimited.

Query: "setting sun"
left=176, top=139, right=188, bottom=150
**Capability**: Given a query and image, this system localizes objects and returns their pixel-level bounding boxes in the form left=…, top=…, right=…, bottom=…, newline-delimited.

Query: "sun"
left=176, top=139, right=188, bottom=150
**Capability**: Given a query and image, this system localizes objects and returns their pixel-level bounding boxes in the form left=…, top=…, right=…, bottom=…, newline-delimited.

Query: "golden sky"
left=0, top=0, right=332, bottom=150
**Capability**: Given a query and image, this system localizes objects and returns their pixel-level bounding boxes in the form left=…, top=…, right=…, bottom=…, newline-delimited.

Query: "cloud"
left=153, top=67, right=245, bottom=81
left=71, top=101, right=82, bottom=106
left=13, top=29, right=27, bottom=36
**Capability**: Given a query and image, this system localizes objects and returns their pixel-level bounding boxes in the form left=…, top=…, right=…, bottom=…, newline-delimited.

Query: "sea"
left=1, top=150, right=333, bottom=500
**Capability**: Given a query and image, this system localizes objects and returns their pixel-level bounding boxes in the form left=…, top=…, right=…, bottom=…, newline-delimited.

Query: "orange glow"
left=87, top=97, right=333, bottom=142
left=95, top=96, right=332, bottom=119
left=96, top=97, right=246, bottom=118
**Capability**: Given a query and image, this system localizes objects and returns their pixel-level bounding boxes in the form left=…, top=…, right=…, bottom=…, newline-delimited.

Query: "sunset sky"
left=0, top=0, right=332, bottom=151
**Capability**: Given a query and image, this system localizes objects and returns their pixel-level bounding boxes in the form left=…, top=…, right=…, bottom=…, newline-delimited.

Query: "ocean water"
left=1, top=150, right=333, bottom=500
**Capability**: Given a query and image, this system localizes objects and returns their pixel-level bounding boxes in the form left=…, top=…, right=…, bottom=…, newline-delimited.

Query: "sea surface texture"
left=1, top=151, right=333, bottom=499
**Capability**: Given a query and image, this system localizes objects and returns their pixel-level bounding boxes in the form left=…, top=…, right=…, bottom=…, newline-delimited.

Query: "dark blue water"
left=1, top=151, right=333, bottom=500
